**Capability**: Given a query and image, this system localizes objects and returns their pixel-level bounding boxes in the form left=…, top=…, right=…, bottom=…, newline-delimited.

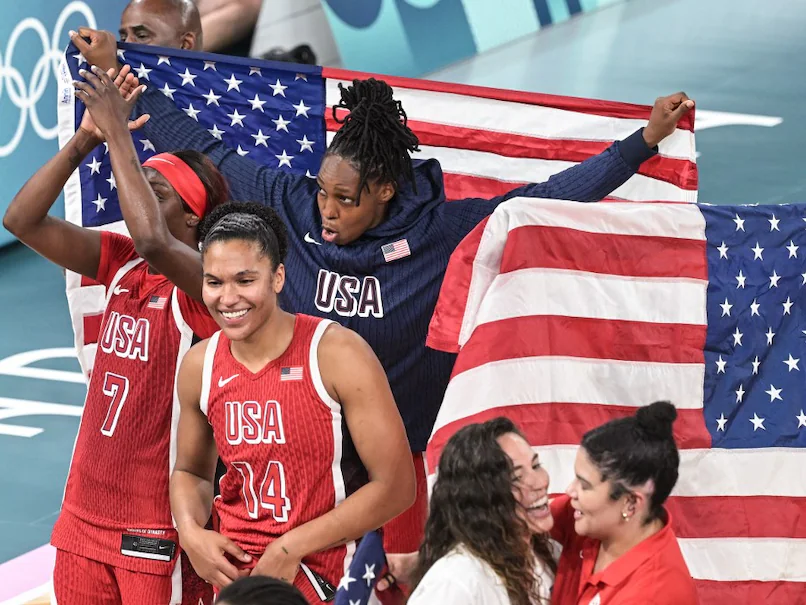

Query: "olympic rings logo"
left=0, top=1, right=97, bottom=158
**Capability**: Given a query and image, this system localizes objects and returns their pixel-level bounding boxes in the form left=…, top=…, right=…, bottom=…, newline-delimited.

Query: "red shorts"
left=382, top=452, right=428, bottom=554
left=53, top=548, right=212, bottom=605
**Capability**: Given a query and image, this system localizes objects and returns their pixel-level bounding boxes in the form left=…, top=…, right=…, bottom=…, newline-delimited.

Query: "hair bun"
left=635, top=401, right=677, bottom=440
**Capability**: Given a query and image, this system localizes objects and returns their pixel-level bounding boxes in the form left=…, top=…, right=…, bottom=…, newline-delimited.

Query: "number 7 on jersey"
left=101, top=372, right=130, bottom=437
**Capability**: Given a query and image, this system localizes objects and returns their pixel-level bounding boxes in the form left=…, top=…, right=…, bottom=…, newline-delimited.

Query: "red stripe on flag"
left=451, top=316, right=706, bottom=377
left=693, top=580, right=805, bottom=604
left=83, top=313, right=103, bottom=346
left=322, top=67, right=695, bottom=131
left=426, top=217, right=490, bottom=354
left=426, top=403, right=710, bottom=471
left=668, top=496, right=806, bottom=539
left=500, top=225, right=708, bottom=279
left=442, top=172, right=526, bottom=201
left=325, top=115, right=698, bottom=190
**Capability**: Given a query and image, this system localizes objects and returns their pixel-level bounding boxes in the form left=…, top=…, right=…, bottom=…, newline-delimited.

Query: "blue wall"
left=0, top=1, right=127, bottom=247
left=321, top=0, right=625, bottom=77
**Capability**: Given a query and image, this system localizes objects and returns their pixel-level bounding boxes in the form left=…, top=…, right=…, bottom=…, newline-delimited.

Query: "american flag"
left=334, top=530, right=385, bottom=605
left=58, top=42, right=696, bottom=376
left=280, top=366, right=303, bottom=381
left=146, top=295, right=167, bottom=310
left=426, top=198, right=806, bottom=603
left=381, top=239, right=412, bottom=263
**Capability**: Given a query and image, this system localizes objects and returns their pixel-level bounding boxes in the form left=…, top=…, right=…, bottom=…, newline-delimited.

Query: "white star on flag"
left=732, top=327, right=743, bottom=346
left=716, top=413, right=728, bottom=432
left=769, top=270, right=781, bottom=288
left=106, top=174, right=117, bottom=190
left=207, top=124, right=225, bottom=140
left=293, top=99, right=310, bottom=117
left=735, top=384, right=745, bottom=403
left=249, top=94, right=266, bottom=112
left=179, top=68, right=197, bottom=86
left=157, top=55, right=171, bottom=65
left=338, top=573, right=356, bottom=591
left=270, top=78, right=287, bottom=96
left=273, top=114, right=290, bottom=132
left=160, top=82, right=176, bottom=100
left=750, top=299, right=761, bottom=316
left=295, top=73, right=308, bottom=81
left=787, top=240, right=799, bottom=258
left=140, top=139, right=156, bottom=152
left=784, top=354, right=800, bottom=372
left=797, top=410, right=806, bottom=428
left=362, top=563, right=376, bottom=586
left=717, top=241, right=728, bottom=259
left=750, top=413, right=766, bottom=431
left=183, top=103, right=201, bottom=121
left=203, top=89, right=222, bottom=106
left=92, top=193, right=107, bottom=212
left=736, top=270, right=746, bottom=288
left=249, top=66, right=262, bottom=76
left=733, top=214, right=745, bottom=231
left=203, top=61, right=217, bottom=71
left=783, top=297, right=794, bottom=315
left=720, top=298, right=732, bottom=317
left=252, top=130, right=270, bottom=147
left=224, top=73, right=242, bottom=92
left=135, top=63, right=152, bottom=80
left=73, top=52, right=86, bottom=66
left=769, top=215, right=780, bottom=231
left=228, top=109, right=246, bottom=127
left=715, top=355, right=727, bottom=374
left=765, top=327, right=776, bottom=345
left=752, top=356, right=761, bottom=374
left=765, top=385, right=783, bottom=403
left=751, top=242, right=764, bottom=260
left=297, top=135, right=314, bottom=152
left=275, top=150, right=294, bottom=168
left=86, top=157, right=102, bottom=175
left=236, top=145, right=249, bottom=156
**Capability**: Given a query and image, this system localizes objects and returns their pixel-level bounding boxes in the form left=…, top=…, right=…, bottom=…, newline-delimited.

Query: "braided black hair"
left=198, top=201, right=288, bottom=269
left=217, top=576, right=307, bottom=605
left=327, top=78, right=420, bottom=204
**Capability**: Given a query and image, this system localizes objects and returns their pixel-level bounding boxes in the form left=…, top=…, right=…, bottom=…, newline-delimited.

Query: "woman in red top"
left=550, top=401, right=699, bottom=605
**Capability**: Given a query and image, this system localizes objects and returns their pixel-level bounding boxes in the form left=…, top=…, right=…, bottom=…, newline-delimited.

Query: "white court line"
left=0, top=583, right=51, bottom=605
left=0, top=349, right=85, bottom=384
left=0, top=397, right=83, bottom=438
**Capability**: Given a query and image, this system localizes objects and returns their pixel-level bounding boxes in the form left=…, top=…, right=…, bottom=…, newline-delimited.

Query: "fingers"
left=79, top=68, right=102, bottom=91
left=113, top=63, right=133, bottom=88
left=377, top=572, right=396, bottom=591
left=128, top=113, right=151, bottom=131
left=90, top=65, right=115, bottom=88
left=72, top=79, right=93, bottom=100
left=124, top=85, right=148, bottom=110
left=671, top=98, right=695, bottom=121
left=69, top=30, right=92, bottom=54
left=220, top=537, right=253, bottom=563
left=76, top=27, right=98, bottom=40
left=212, top=570, right=236, bottom=589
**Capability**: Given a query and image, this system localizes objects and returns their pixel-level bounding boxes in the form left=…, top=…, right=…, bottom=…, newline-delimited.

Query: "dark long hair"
left=411, top=417, right=555, bottom=605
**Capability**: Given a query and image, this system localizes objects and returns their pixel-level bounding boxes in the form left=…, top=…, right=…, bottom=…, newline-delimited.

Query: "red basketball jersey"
left=201, top=314, right=367, bottom=601
left=52, top=232, right=219, bottom=576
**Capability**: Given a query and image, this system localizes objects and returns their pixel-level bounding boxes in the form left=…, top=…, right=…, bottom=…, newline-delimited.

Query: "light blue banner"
left=0, top=1, right=126, bottom=247
left=321, top=0, right=624, bottom=77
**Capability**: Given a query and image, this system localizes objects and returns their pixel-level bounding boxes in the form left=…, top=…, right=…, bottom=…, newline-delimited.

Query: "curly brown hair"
left=410, top=417, right=556, bottom=605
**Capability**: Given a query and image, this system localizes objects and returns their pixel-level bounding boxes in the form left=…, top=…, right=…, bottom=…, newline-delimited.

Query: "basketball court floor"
left=0, top=0, right=803, bottom=601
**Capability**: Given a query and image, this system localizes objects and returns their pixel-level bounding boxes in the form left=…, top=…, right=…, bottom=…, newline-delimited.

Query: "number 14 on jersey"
left=232, top=460, right=291, bottom=522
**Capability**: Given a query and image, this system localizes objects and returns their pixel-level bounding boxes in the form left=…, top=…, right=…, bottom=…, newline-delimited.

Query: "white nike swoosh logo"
left=304, top=232, right=322, bottom=245
left=218, top=374, right=239, bottom=387
left=113, top=286, right=129, bottom=295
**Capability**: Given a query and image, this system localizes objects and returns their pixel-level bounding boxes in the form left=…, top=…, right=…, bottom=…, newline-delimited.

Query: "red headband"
left=142, top=153, right=208, bottom=217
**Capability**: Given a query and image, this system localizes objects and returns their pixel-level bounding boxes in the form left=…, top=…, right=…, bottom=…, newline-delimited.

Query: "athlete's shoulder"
left=318, top=322, right=376, bottom=365
left=183, top=334, right=218, bottom=371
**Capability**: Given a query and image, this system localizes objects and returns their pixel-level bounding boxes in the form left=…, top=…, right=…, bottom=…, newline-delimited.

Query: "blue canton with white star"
left=66, top=42, right=324, bottom=228
left=703, top=204, right=806, bottom=448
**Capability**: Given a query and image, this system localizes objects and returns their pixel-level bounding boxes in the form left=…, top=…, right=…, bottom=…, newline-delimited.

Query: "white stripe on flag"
left=473, top=269, right=708, bottom=329
left=325, top=79, right=696, bottom=161
left=536, top=446, right=806, bottom=498
left=679, top=538, right=806, bottom=582
left=435, top=357, right=705, bottom=429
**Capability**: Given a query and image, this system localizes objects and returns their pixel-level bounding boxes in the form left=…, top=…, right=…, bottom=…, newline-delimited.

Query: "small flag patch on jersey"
left=381, top=239, right=411, bottom=262
left=280, top=366, right=303, bottom=381
left=147, top=295, right=168, bottom=310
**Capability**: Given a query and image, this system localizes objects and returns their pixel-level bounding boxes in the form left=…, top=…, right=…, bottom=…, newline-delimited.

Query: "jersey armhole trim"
left=309, top=319, right=339, bottom=411
left=199, top=331, right=220, bottom=417
left=104, top=258, right=145, bottom=305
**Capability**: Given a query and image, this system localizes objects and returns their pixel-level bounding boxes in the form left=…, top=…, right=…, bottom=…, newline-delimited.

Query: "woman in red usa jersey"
left=170, top=202, right=415, bottom=603
left=3, top=65, right=229, bottom=604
